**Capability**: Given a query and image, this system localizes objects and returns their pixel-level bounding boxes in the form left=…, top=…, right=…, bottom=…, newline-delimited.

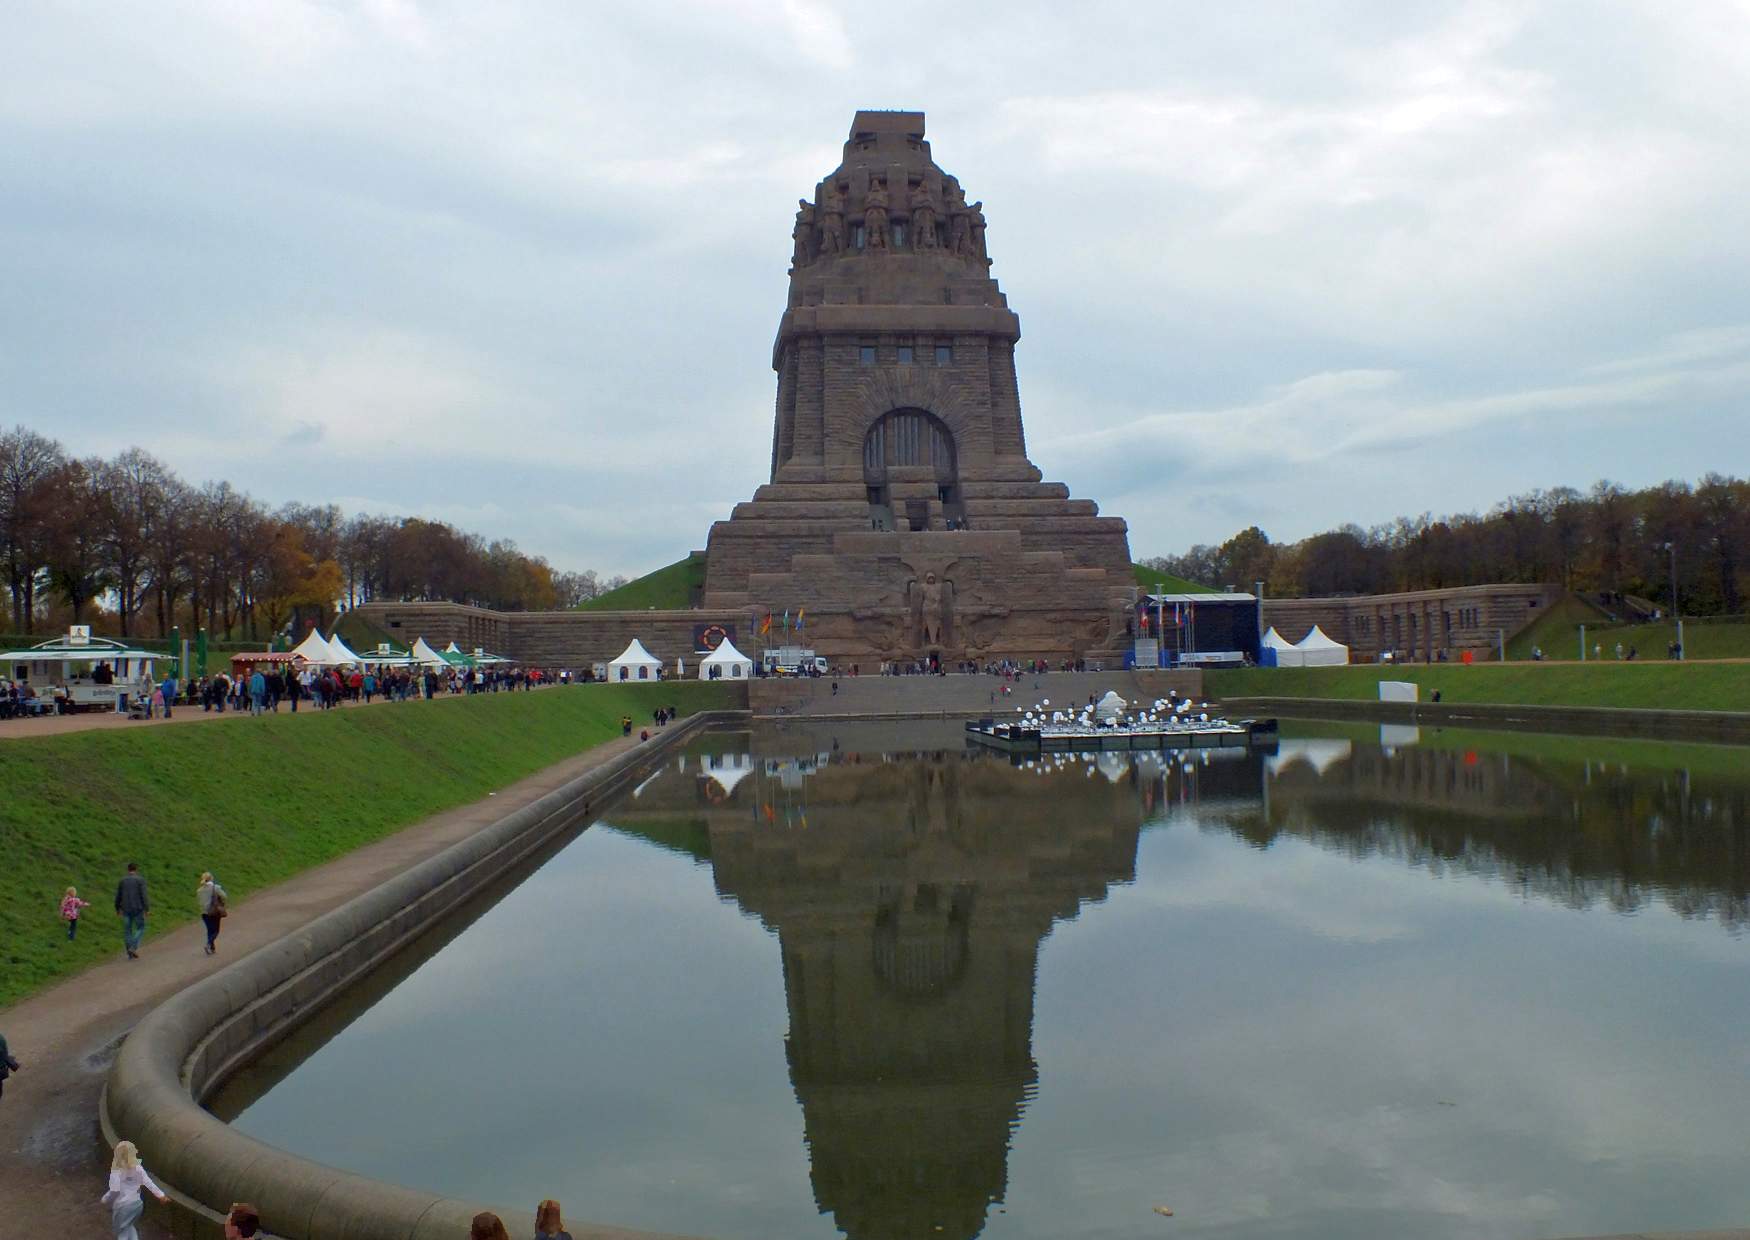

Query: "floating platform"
left=965, top=717, right=1277, bottom=753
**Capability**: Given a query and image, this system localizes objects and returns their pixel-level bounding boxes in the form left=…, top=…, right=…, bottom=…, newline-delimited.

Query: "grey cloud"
left=3, top=0, right=1746, bottom=572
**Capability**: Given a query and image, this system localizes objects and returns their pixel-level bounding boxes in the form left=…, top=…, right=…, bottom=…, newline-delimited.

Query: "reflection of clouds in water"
left=1005, top=823, right=1750, bottom=1239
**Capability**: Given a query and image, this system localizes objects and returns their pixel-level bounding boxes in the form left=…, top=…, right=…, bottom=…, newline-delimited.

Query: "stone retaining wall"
left=101, top=714, right=743, bottom=1240
left=748, top=668, right=1204, bottom=718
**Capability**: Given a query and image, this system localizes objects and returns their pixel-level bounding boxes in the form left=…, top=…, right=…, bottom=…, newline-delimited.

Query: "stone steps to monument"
left=748, top=669, right=1205, bottom=718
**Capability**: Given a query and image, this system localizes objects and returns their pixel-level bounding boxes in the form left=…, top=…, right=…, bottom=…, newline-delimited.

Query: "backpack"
left=212, top=888, right=228, bottom=919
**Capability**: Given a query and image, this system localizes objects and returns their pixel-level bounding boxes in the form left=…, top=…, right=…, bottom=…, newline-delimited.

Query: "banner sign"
left=694, top=623, right=733, bottom=652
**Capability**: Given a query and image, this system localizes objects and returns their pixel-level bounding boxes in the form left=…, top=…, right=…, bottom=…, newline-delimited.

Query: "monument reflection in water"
left=218, top=722, right=1750, bottom=1240
left=618, top=728, right=1155, bottom=1240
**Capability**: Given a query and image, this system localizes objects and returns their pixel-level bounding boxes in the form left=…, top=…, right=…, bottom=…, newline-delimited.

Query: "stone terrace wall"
left=749, top=668, right=1205, bottom=717
left=1263, top=583, right=1561, bottom=662
left=354, top=602, right=748, bottom=669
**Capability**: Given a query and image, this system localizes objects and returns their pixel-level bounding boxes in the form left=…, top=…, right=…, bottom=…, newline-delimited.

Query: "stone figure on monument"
left=909, top=181, right=938, bottom=249
left=819, top=185, right=846, bottom=256
left=864, top=178, right=891, bottom=251
left=911, top=572, right=951, bottom=647
left=966, top=201, right=988, bottom=262
left=791, top=199, right=817, bottom=269
left=945, top=184, right=971, bottom=257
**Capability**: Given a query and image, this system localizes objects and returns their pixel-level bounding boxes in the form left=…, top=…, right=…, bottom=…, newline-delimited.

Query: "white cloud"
left=3, top=0, right=1748, bottom=571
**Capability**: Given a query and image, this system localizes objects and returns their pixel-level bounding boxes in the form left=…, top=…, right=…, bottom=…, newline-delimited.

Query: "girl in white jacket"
left=102, top=1140, right=169, bottom=1240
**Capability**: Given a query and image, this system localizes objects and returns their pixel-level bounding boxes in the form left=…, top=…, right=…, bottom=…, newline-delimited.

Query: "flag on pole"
left=795, top=607, right=805, bottom=631
left=760, top=612, right=773, bottom=636
left=783, top=609, right=790, bottom=632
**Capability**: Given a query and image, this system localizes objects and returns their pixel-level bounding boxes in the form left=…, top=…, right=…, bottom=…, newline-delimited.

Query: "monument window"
left=892, top=221, right=908, bottom=248
left=859, top=344, right=876, bottom=366
left=851, top=222, right=866, bottom=250
left=935, top=344, right=953, bottom=365
left=897, top=344, right=913, bottom=365
left=863, top=408, right=957, bottom=483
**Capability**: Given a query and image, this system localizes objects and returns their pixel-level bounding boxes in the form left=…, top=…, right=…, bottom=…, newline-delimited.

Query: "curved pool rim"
left=100, top=713, right=737, bottom=1240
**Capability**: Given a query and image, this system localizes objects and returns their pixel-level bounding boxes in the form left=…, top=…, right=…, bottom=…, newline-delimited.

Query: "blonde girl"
left=60, top=886, right=91, bottom=941
left=101, top=1139, right=169, bottom=1240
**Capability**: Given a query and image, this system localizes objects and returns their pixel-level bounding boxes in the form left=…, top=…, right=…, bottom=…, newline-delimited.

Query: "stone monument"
left=703, top=110, right=1134, bottom=666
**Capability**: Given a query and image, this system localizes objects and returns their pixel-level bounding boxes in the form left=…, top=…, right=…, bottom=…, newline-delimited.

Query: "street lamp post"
left=1664, top=541, right=1682, bottom=660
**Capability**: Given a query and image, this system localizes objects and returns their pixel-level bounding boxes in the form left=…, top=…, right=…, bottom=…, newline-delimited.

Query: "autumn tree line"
left=1143, top=476, right=1750, bottom=614
left=0, top=426, right=627, bottom=640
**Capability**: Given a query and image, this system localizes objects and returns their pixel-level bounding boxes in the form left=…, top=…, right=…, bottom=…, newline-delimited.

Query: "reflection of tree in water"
left=614, top=746, right=1146, bottom=1240
left=1248, top=743, right=1750, bottom=928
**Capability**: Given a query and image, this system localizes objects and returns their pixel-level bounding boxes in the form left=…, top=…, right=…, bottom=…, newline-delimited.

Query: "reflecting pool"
left=212, top=720, right=1750, bottom=1240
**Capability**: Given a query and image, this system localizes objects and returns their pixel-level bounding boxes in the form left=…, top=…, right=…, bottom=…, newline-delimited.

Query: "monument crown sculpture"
left=704, top=110, right=1135, bottom=667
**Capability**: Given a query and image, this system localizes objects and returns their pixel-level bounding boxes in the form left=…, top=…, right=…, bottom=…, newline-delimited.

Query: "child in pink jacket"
left=61, top=887, right=91, bottom=940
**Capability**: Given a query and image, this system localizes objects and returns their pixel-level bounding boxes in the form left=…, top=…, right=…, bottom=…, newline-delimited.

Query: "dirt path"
left=0, top=729, right=645, bottom=1239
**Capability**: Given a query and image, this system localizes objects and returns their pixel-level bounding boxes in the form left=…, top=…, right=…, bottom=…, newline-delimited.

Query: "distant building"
left=1263, top=583, right=1560, bottom=662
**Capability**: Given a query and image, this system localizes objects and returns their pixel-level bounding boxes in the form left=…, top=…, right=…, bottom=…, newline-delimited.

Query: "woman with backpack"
left=197, top=871, right=228, bottom=956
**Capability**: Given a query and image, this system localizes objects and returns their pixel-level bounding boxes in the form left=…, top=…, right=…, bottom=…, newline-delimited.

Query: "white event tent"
left=1261, top=627, right=1298, bottom=666
left=410, top=637, right=450, bottom=668
left=325, top=633, right=368, bottom=666
left=289, top=629, right=342, bottom=665
left=698, top=637, right=754, bottom=680
left=607, top=638, right=663, bottom=682
left=1293, top=625, right=1350, bottom=667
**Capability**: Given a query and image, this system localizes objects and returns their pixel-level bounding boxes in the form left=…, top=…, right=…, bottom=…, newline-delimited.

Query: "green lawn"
left=1557, top=617, right=1750, bottom=662
left=1206, top=661, right=1750, bottom=713
left=1132, top=566, right=1215, bottom=594
left=1503, top=593, right=1615, bottom=660
left=0, top=682, right=738, bottom=1009
left=578, top=553, right=705, bottom=611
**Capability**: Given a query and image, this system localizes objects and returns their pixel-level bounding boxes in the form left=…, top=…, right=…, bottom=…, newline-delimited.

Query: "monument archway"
left=863, top=408, right=962, bottom=531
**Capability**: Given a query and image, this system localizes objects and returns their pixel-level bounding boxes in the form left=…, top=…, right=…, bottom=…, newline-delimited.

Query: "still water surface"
left=214, top=720, right=1750, bottom=1240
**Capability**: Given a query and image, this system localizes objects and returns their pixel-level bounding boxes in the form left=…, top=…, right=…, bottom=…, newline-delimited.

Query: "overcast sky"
left=5, top=1, right=1747, bottom=576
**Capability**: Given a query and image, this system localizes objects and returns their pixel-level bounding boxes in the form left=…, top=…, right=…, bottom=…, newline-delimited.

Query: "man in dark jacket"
left=115, top=862, right=150, bottom=959
left=0, top=1030, right=19, bottom=1102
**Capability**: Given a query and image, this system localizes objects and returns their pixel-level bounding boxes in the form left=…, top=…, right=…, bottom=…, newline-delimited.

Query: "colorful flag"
left=760, top=612, right=773, bottom=635
left=783, top=609, right=790, bottom=630
left=796, top=607, right=805, bottom=630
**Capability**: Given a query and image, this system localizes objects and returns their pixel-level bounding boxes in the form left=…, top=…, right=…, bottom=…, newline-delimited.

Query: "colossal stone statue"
left=791, top=199, right=816, bottom=269
left=863, top=177, right=890, bottom=251
left=911, top=572, right=951, bottom=648
left=702, top=110, right=1134, bottom=666
left=909, top=180, right=938, bottom=250
left=819, top=184, right=846, bottom=256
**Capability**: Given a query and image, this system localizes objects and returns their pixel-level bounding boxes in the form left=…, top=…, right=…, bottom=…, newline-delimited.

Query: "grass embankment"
left=578, top=554, right=705, bottom=612
left=1132, top=566, right=1213, bottom=593
left=0, top=683, right=737, bottom=1008
left=1504, top=594, right=1750, bottom=661
left=1206, top=662, right=1750, bottom=713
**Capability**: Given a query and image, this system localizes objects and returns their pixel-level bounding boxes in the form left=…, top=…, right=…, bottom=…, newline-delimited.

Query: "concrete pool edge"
left=101, top=712, right=740, bottom=1240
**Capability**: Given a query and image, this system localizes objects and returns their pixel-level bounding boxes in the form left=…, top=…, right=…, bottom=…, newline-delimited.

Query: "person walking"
left=115, top=862, right=149, bottom=959
left=61, top=885, right=91, bottom=940
left=0, top=1030, right=19, bottom=1102
left=533, top=1198, right=574, bottom=1240
left=197, top=871, right=228, bottom=955
left=249, top=667, right=267, bottom=717
left=102, top=1140, right=170, bottom=1240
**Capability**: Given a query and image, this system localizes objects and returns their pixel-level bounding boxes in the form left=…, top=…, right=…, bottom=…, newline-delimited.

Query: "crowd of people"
left=187, top=663, right=554, bottom=716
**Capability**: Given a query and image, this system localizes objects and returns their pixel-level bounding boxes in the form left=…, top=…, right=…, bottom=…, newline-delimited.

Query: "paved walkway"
left=0, top=688, right=475, bottom=741
left=0, top=729, right=643, bottom=1239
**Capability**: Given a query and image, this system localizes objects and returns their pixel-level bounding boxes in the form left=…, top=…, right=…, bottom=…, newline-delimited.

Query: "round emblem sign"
left=697, top=624, right=729, bottom=651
